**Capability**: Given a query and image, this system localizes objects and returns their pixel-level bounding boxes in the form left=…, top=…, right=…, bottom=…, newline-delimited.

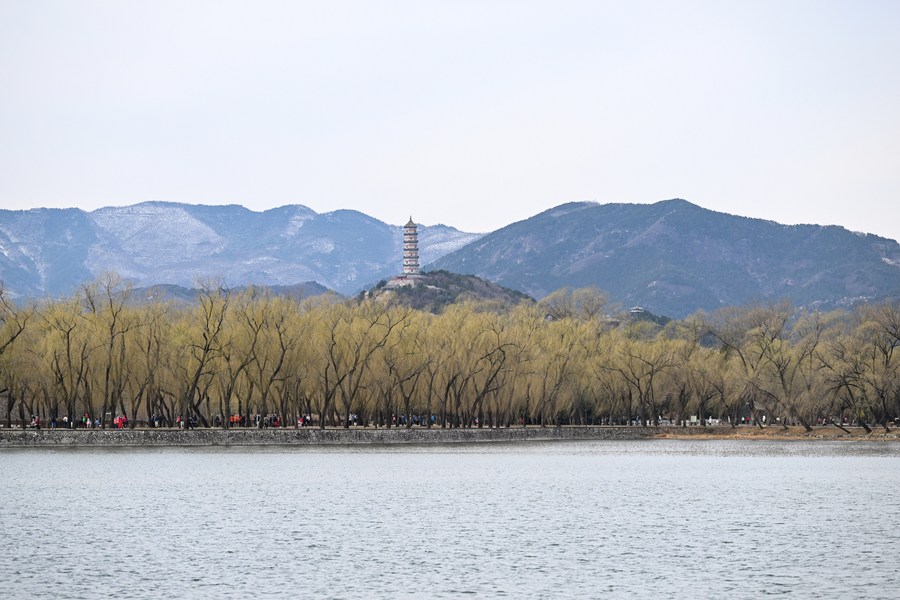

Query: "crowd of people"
left=22, top=413, right=130, bottom=429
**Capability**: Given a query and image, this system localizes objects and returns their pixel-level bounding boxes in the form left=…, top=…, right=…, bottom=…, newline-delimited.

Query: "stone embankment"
left=1, top=425, right=895, bottom=448
left=1, top=426, right=660, bottom=448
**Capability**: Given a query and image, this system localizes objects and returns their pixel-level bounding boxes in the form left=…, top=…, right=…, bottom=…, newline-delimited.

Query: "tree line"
left=1, top=274, right=898, bottom=431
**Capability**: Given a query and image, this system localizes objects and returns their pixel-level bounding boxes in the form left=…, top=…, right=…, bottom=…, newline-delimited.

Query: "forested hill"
left=429, top=200, right=900, bottom=318
left=370, top=270, right=533, bottom=313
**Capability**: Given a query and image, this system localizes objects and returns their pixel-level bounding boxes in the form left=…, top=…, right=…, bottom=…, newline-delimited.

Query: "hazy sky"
left=1, top=0, right=898, bottom=239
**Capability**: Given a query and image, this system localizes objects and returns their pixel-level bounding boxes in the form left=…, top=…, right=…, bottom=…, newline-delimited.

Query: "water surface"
left=2, top=440, right=898, bottom=599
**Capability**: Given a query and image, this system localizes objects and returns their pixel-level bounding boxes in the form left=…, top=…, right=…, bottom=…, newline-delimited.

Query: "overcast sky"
left=1, top=0, right=898, bottom=239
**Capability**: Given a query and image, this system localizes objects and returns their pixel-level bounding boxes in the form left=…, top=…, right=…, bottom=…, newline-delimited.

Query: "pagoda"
left=382, top=217, right=422, bottom=290
left=402, top=217, right=420, bottom=275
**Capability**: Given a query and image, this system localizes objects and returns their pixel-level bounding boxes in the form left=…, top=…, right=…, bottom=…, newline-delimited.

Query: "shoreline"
left=1, top=425, right=897, bottom=448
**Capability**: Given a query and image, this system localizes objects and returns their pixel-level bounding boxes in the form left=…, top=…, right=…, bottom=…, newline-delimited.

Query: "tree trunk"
left=856, top=409, right=872, bottom=432
left=798, top=415, right=814, bottom=433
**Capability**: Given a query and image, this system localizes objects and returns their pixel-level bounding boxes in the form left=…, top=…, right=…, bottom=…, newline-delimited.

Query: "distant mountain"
left=0, top=203, right=482, bottom=298
left=429, top=200, right=900, bottom=318
left=4, top=199, right=899, bottom=317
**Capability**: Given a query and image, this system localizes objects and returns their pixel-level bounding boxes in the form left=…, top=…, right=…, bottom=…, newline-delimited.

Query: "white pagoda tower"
left=402, top=217, right=420, bottom=275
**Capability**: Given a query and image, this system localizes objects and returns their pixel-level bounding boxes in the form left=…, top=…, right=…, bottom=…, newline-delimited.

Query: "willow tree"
left=418, top=313, right=453, bottom=429
left=660, top=316, right=710, bottom=426
left=485, top=304, right=541, bottom=427
left=692, top=351, right=728, bottom=426
left=818, top=309, right=875, bottom=431
left=737, top=306, right=807, bottom=430
left=560, top=320, right=599, bottom=425
left=855, top=303, right=900, bottom=431
left=381, top=309, right=431, bottom=428
left=81, top=274, right=140, bottom=427
left=243, top=293, right=299, bottom=423
left=607, top=329, right=675, bottom=426
left=276, top=300, right=320, bottom=425
left=0, top=285, right=32, bottom=427
left=274, top=304, right=315, bottom=424
left=169, top=285, right=230, bottom=426
left=782, top=310, right=838, bottom=429
left=539, top=287, right=609, bottom=322
left=661, top=338, right=697, bottom=426
left=39, top=296, right=94, bottom=425
left=432, top=303, right=484, bottom=428
left=209, top=290, right=260, bottom=427
left=530, top=316, right=585, bottom=426
left=336, top=303, right=407, bottom=428
left=0, top=285, right=30, bottom=365
left=465, top=309, right=520, bottom=429
left=307, top=300, right=401, bottom=428
left=704, top=302, right=792, bottom=427
left=123, top=300, right=170, bottom=427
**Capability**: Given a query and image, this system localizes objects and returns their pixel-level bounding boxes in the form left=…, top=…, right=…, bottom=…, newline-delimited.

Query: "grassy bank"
left=655, top=425, right=899, bottom=440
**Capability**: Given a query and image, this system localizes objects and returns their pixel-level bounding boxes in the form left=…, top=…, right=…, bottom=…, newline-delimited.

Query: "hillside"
left=0, top=203, right=481, bottom=298
left=369, top=270, right=533, bottom=313
left=429, top=200, right=900, bottom=317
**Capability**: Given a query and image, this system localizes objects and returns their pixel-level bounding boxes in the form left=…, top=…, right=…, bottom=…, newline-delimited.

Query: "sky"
left=1, top=1, right=898, bottom=239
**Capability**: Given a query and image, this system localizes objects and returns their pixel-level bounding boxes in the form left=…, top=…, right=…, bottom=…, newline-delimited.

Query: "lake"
left=2, top=440, right=898, bottom=599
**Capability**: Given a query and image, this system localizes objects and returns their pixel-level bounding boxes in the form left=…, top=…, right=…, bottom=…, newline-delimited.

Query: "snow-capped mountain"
left=0, top=202, right=482, bottom=298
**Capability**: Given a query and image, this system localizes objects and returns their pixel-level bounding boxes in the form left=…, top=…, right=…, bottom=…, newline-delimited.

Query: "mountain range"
left=2, top=199, right=899, bottom=317
left=0, top=202, right=480, bottom=299
left=432, top=200, right=900, bottom=316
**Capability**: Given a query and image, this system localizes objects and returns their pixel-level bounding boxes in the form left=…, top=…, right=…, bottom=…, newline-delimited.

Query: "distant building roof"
left=405, top=217, right=415, bottom=227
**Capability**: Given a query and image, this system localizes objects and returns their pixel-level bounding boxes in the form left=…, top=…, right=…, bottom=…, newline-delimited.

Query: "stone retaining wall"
left=0, top=426, right=672, bottom=447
